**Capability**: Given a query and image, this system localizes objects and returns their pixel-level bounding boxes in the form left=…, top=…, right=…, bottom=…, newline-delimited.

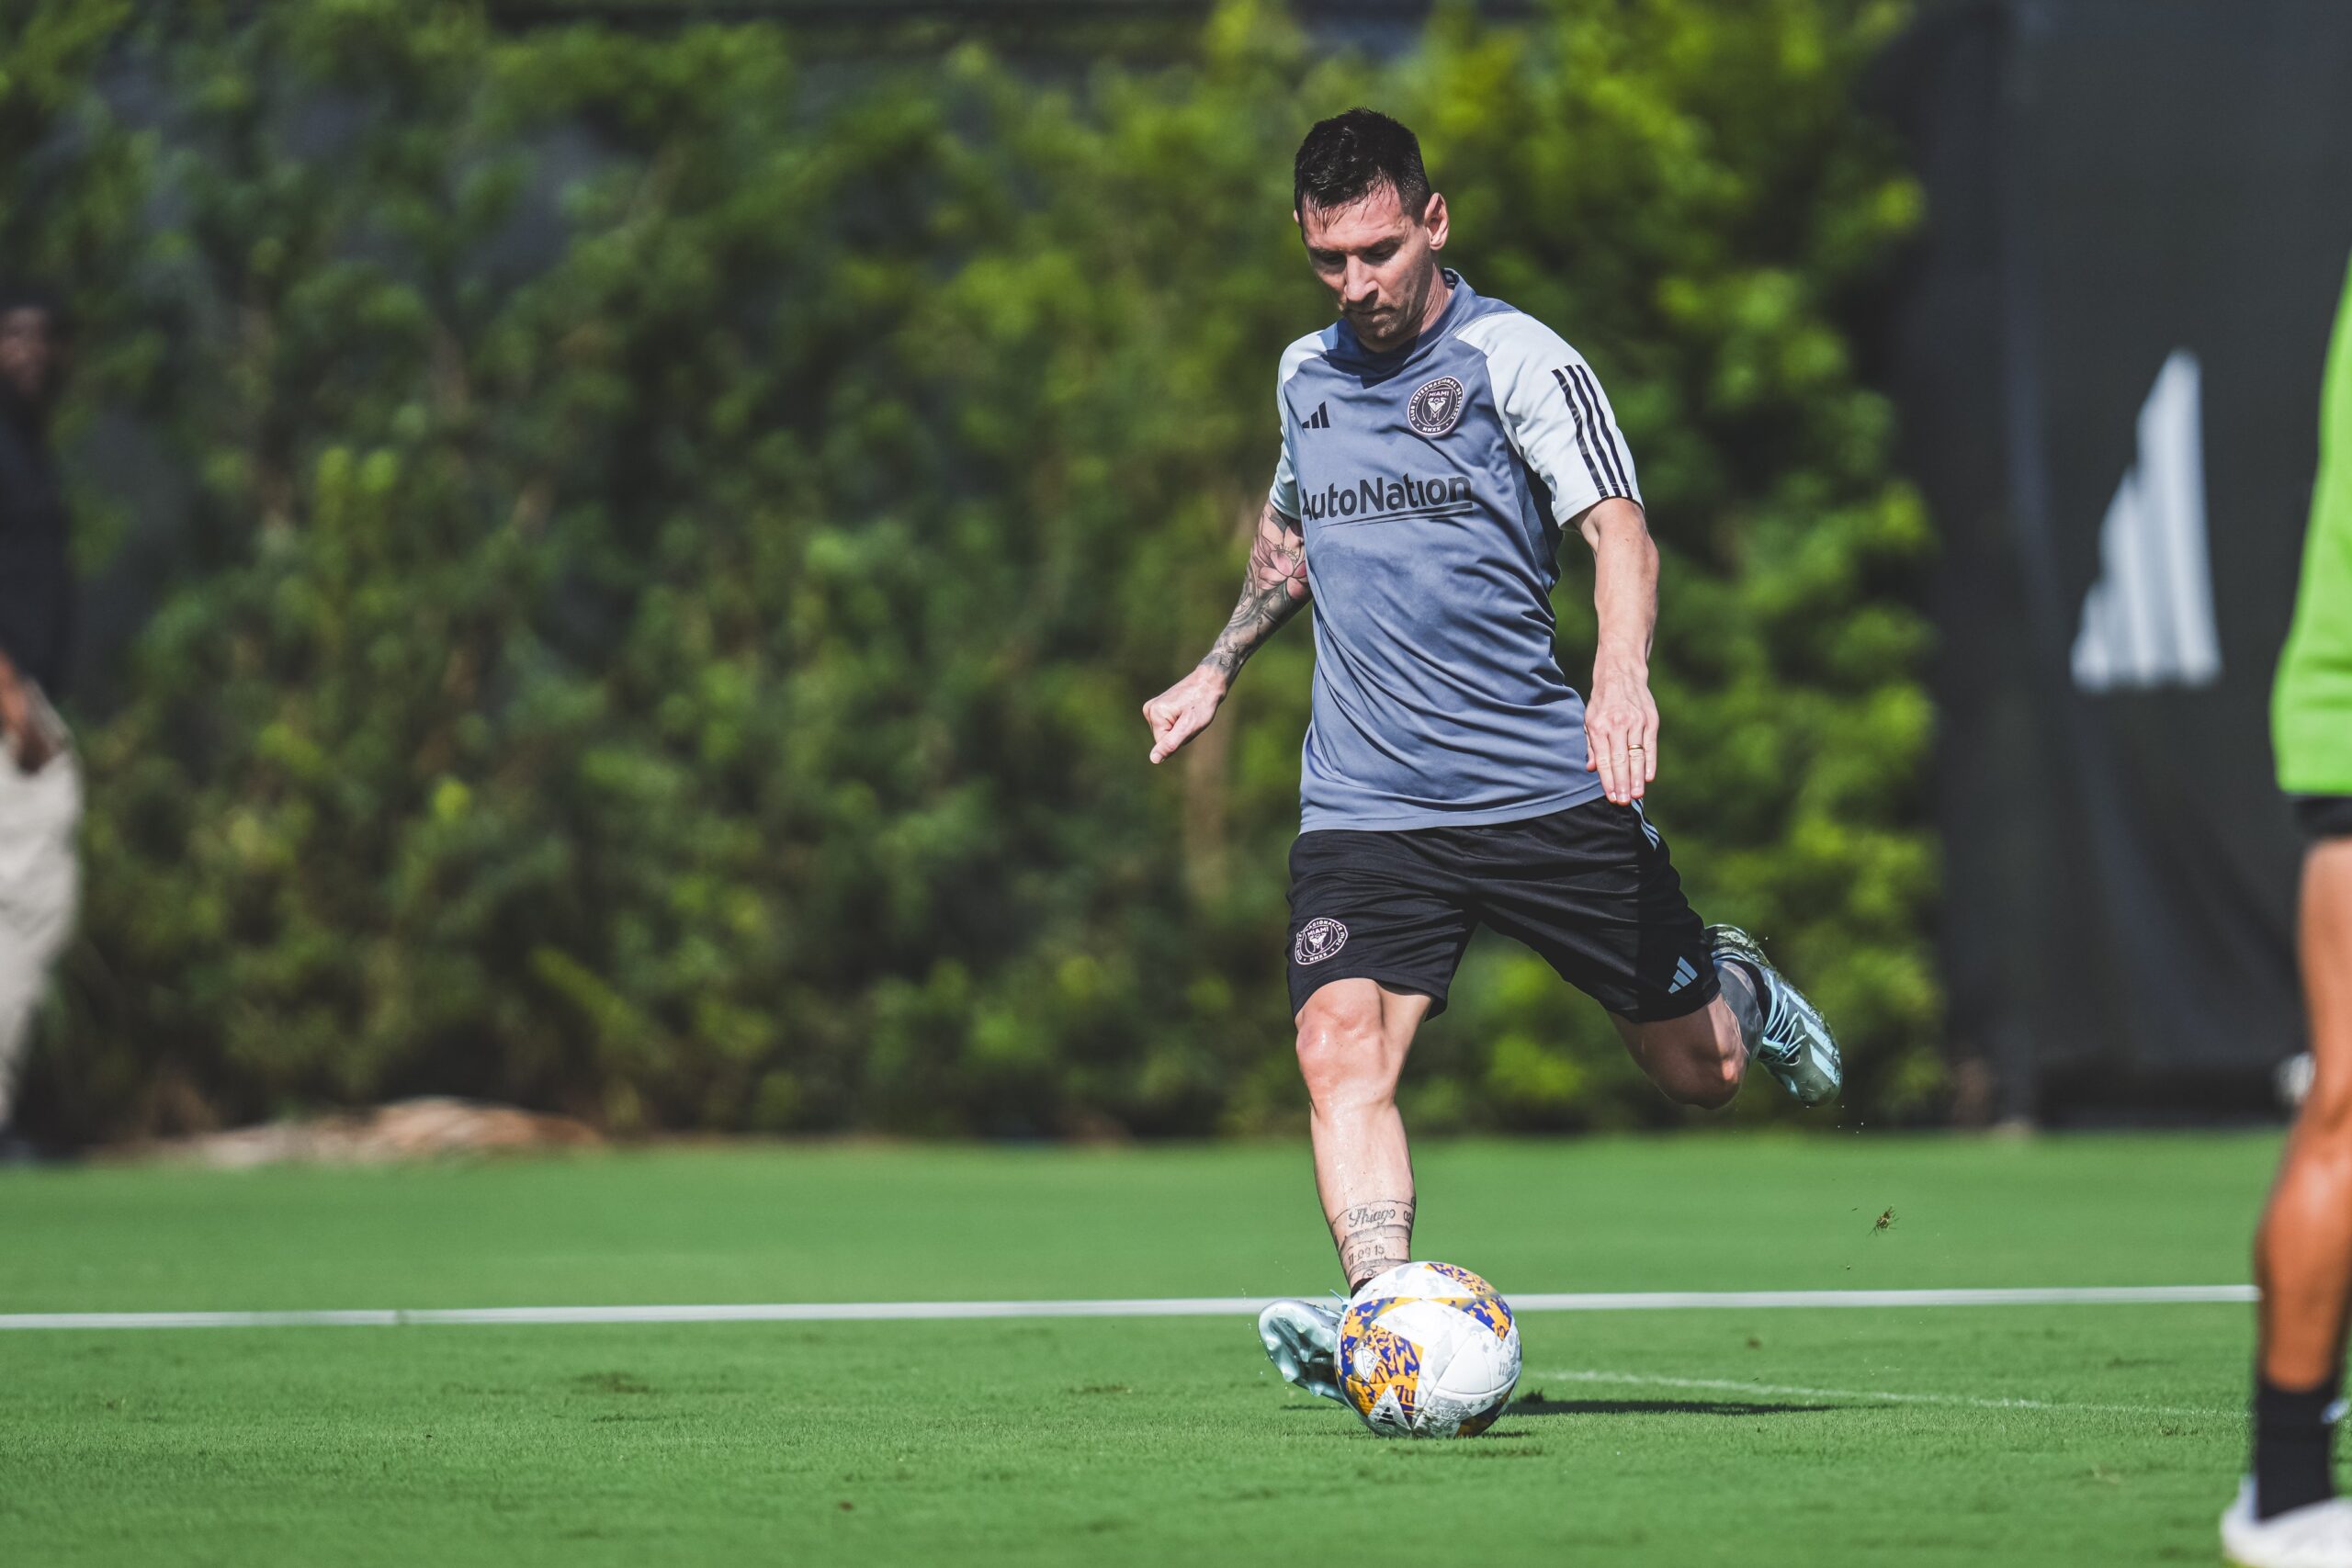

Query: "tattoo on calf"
left=1334, top=1197, right=1416, bottom=1292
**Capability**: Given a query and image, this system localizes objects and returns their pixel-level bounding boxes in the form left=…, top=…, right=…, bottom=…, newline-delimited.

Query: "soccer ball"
left=1338, top=1261, right=1521, bottom=1438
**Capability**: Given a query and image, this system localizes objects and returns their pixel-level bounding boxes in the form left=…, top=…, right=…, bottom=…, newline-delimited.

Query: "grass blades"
left=0, top=1134, right=2286, bottom=1564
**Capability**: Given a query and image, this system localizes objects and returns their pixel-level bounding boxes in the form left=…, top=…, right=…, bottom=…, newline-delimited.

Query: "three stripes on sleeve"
left=1551, top=363, right=1634, bottom=503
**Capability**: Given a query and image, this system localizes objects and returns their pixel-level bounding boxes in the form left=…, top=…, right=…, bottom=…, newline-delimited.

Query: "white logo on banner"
left=2070, top=350, right=2222, bottom=692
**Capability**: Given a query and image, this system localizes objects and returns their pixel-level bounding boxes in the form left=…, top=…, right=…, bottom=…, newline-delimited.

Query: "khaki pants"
left=0, top=748, right=80, bottom=1125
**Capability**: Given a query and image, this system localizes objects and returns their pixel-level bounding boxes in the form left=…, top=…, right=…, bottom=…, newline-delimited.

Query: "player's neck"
left=1414, top=266, right=1453, bottom=338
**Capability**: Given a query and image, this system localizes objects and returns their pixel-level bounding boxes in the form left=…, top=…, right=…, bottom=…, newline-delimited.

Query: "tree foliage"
left=23, top=0, right=1936, bottom=1139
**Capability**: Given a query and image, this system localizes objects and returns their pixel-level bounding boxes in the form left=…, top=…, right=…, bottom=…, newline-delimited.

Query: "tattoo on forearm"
left=1201, top=504, right=1308, bottom=679
left=1333, top=1197, right=1416, bottom=1291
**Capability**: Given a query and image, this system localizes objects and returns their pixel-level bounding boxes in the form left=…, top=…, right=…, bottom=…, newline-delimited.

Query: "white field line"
left=1512, top=1284, right=2256, bottom=1311
left=0, top=1283, right=2255, bottom=1333
left=1532, top=1367, right=2234, bottom=1420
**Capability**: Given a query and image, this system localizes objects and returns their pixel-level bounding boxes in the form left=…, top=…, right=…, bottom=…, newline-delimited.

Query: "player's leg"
left=1608, top=998, right=1746, bottom=1110
left=1260, top=978, right=1440, bottom=1402
left=2245, top=829, right=2352, bottom=1520
left=1610, top=953, right=1837, bottom=1110
left=1477, top=798, right=1839, bottom=1111
left=2257, top=837, right=2352, bottom=1388
left=1295, top=976, right=1434, bottom=1287
left=1607, top=937, right=1839, bottom=1109
left=1258, top=829, right=1473, bottom=1403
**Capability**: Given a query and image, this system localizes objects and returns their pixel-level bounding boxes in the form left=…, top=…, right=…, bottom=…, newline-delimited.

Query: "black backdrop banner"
left=1878, top=0, right=2352, bottom=1119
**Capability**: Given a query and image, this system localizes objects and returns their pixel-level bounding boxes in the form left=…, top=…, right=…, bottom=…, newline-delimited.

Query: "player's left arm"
left=1577, top=497, right=1657, bottom=807
left=1469, top=316, right=1654, bottom=804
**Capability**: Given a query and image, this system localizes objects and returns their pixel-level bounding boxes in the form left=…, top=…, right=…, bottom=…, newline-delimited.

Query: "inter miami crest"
left=1407, top=375, right=1466, bottom=437
left=1294, top=918, right=1350, bottom=965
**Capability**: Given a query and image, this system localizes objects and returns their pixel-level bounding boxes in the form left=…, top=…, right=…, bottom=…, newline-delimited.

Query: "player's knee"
left=1709, top=1042, right=1747, bottom=1103
left=2300, top=1065, right=2352, bottom=1144
left=1294, top=997, right=1390, bottom=1110
left=1634, top=1013, right=1742, bottom=1109
left=1670, top=1056, right=1741, bottom=1111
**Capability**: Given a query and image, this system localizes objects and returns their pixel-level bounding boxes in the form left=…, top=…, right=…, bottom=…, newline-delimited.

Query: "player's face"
left=0, top=309, right=62, bottom=410
left=1296, top=184, right=1451, bottom=352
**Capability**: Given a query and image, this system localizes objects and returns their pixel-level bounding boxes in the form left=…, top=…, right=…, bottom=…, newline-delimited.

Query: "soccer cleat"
left=2222, top=1479, right=2352, bottom=1566
left=1256, top=1297, right=1346, bottom=1404
left=1705, top=923, right=1842, bottom=1106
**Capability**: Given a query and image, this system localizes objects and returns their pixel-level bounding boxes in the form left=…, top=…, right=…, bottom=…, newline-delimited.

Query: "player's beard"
left=1344, top=273, right=1432, bottom=351
left=1346, top=299, right=1406, bottom=349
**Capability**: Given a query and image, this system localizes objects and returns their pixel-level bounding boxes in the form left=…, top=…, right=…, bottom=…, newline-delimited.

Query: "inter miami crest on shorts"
left=1294, top=917, right=1350, bottom=965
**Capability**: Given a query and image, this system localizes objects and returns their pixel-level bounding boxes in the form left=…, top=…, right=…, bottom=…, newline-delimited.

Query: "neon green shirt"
left=2276, top=254, right=2352, bottom=795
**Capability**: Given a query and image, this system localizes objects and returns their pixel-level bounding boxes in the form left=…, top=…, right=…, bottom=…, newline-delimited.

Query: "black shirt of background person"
left=0, top=392, right=72, bottom=701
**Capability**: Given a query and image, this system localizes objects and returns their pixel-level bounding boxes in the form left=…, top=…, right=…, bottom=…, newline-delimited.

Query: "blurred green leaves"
left=33, top=0, right=1935, bottom=1139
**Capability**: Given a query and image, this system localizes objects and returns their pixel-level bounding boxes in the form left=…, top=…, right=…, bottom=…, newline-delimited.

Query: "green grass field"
left=0, top=1134, right=2294, bottom=1564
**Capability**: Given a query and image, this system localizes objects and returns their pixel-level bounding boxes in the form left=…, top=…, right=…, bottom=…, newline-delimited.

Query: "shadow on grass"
left=1279, top=1394, right=1842, bottom=1419
left=1506, top=1395, right=1842, bottom=1417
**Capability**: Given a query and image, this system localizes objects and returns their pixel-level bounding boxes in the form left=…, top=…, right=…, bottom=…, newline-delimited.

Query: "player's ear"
left=1421, top=191, right=1449, bottom=251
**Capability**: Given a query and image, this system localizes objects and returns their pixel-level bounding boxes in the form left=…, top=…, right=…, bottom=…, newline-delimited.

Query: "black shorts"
left=1285, top=796, right=1718, bottom=1023
left=2298, top=795, right=2352, bottom=840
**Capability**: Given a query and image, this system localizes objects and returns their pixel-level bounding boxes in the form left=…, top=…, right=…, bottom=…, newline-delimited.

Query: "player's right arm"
left=1142, top=500, right=1309, bottom=764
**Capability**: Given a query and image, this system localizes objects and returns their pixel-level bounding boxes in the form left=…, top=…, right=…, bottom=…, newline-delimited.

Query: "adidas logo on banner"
left=1668, top=956, right=1699, bottom=994
left=1303, top=402, right=1329, bottom=430
left=2070, top=350, right=2222, bottom=692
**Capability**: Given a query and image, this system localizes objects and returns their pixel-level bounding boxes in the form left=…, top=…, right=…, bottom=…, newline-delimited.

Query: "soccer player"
left=1139, top=109, right=1840, bottom=1402
left=2222, top=256, right=2352, bottom=1567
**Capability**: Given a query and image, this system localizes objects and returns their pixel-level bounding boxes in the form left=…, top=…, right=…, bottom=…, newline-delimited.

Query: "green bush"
left=25, top=0, right=1935, bottom=1140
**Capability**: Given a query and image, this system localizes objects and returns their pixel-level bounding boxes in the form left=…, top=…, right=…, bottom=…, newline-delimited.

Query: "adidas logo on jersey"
left=1303, top=402, right=1329, bottom=430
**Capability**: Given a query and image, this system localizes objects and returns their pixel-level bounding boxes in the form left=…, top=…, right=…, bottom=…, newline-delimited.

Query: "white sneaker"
left=2223, top=1479, right=2352, bottom=1566
left=1256, top=1298, right=1345, bottom=1404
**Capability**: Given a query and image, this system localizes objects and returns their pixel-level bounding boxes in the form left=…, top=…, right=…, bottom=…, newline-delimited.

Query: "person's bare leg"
left=2250, top=839, right=2352, bottom=1516
left=1610, top=995, right=1747, bottom=1109
left=1295, top=978, right=1432, bottom=1290
left=2260, top=840, right=2352, bottom=1381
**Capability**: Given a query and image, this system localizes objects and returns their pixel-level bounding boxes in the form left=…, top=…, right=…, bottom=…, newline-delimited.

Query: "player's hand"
left=7, top=721, right=59, bottom=774
left=1583, top=661, right=1658, bottom=806
left=1143, top=665, right=1229, bottom=763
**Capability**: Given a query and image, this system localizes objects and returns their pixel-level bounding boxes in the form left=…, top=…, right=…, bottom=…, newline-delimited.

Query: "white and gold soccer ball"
left=1338, top=1261, right=1521, bottom=1438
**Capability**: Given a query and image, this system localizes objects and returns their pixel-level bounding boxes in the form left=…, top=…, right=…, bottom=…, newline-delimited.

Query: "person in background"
left=2223, top=254, right=2352, bottom=1566
left=0, top=283, right=81, bottom=1162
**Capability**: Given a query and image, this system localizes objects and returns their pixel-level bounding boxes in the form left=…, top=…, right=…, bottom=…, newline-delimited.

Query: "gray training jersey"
left=1270, top=271, right=1641, bottom=832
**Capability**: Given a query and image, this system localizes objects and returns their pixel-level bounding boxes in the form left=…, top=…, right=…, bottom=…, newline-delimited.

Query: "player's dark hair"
left=1293, top=108, right=1431, bottom=220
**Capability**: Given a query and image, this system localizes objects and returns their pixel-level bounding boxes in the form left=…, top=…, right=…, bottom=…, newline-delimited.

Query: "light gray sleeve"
left=1464, top=313, right=1641, bottom=524
left=1270, top=408, right=1300, bottom=522
left=1267, top=333, right=1321, bottom=522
